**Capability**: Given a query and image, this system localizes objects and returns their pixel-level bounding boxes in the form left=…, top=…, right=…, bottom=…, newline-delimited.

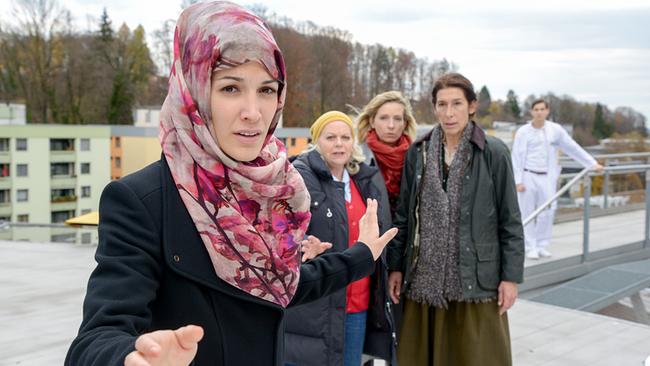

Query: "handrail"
left=522, top=164, right=650, bottom=226
left=559, top=152, right=650, bottom=160
left=522, top=168, right=589, bottom=226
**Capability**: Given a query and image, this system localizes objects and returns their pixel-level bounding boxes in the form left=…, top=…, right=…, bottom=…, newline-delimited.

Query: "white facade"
left=133, top=107, right=161, bottom=128
left=0, top=103, right=27, bottom=125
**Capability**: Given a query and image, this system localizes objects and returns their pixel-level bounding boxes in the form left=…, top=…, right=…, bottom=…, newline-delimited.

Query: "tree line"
left=0, top=0, right=646, bottom=146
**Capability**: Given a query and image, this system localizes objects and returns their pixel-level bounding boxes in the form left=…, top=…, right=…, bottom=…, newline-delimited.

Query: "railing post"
left=582, top=174, right=591, bottom=262
left=603, top=160, right=610, bottom=209
left=646, top=165, right=650, bottom=248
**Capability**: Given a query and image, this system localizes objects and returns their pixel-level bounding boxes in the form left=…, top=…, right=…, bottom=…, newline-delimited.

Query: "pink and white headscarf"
left=159, top=1, right=310, bottom=307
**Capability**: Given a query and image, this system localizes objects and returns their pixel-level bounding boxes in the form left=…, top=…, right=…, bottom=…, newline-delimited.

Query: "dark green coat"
left=387, top=123, right=524, bottom=300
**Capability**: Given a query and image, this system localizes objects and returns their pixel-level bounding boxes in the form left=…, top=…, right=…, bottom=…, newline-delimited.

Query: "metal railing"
left=560, top=152, right=650, bottom=209
left=523, top=157, right=650, bottom=263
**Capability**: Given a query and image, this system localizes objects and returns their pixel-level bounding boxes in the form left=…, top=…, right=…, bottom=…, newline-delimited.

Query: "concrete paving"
left=1, top=225, right=650, bottom=365
left=524, top=209, right=647, bottom=267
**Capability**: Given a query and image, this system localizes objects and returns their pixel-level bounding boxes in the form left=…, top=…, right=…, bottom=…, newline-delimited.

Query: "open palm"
left=124, top=325, right=204, bottom=366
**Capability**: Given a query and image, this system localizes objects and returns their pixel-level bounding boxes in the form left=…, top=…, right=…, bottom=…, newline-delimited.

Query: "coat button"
left=466, top=247, right=470, bottom=252
left=173, top=255, right=180, bottom=262
left=314, top=201, right=319, bottom=206
left=468, top=285, right=473, bottom=290
left=465, top=175, right=470, bottom=180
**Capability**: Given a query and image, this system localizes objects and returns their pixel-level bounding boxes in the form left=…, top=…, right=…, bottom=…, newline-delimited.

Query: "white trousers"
left=517, top=171, right=555, bottom=251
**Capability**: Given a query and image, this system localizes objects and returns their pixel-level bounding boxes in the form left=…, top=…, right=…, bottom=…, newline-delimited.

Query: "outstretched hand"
left=301, top=235, right=333, bottom=262
left=125, top=325, right=204, bottom=366
left=358, top=198, right=398, bottom=260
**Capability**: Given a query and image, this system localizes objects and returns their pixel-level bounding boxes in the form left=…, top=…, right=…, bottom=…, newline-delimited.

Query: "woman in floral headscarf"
left=64, top=2, right=396, bottom=366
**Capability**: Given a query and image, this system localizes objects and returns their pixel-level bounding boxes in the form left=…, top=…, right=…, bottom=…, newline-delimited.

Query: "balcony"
left=0, top=179, right=11, bottom=190
left=51, top=194, right=77, bottom=203
left=50, top=175, right=77, bottom=188
left=50, top=152, right=76, bottom=163
left=50, top=200, right=77, bottom=211
left=0, top=203, right=12, bottom=217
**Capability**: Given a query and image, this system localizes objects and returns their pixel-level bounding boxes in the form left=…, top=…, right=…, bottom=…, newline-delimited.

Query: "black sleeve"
left=490, top=140, right=525, bottom=283
left=386, top=145, right=417, bottom=272
left=65, top=180, right=162, bottom=366
left=289, top=243, right=375, bottom=306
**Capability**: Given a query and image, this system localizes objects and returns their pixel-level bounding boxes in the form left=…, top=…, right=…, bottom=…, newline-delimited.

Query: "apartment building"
left=0, top=125, right=110, bottom=243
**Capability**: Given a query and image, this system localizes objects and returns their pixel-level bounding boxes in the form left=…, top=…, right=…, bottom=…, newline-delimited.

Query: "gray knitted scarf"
left=406, top=123, right=474, bottom=308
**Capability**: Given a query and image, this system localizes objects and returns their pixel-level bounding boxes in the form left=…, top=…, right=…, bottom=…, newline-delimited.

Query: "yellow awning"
left=65, top=211, right=99, bottom=227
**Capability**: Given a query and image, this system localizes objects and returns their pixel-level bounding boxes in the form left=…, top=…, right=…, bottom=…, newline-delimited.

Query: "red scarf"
left=366, top=130, right=411, bottom=209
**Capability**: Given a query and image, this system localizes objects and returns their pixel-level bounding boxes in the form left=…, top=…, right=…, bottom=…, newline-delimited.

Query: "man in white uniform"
left=512, top=99, right=603, bottom=259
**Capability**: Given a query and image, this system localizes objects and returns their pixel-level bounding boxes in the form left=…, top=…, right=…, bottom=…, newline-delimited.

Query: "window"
left=51, top=210, right=75, bottom=223
left=81, top=208, right=91, bottom=215
left=0, top=138, right=9, bottom=152
left=16, top=189, right=28, bottom=202
left=0, top=189, right=10, bottom=203
left=80, top=138, right=90, bottom=151
left=290, top=138, right=296, bottom=146
left=17, top=214, right=29, bottom=223
left=0, top=163, right=9, bottom=177
left=81, top=186, right=91, bottom=198
left=16, top=138, right=27, bottom=151
left=81, top=163, right=90, bottom=174
left=115, top=157, right=121, bottom=168
left=51, top=162, right=74, bottom=177
left=16, top=164, right=28, bottom=177
left=115, top=137, right=121, bottom=148
left=50, top=138, right=75, bottom=151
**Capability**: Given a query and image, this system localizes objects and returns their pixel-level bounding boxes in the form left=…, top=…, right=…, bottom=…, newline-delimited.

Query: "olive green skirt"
left=396, top=298, right=512, bottom=366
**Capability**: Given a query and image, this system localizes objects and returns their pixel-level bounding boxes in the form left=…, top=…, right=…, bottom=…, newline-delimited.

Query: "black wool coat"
left=65, top=157, right=376, bottom=366
left=283, top=149, right=396, bottom=366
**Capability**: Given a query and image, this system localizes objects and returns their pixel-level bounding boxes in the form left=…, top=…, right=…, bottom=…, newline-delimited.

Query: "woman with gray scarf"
left=386, top=73, right=524, bottom=366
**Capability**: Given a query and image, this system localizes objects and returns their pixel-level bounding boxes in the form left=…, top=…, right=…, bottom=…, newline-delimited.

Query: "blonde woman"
left=284, top=111, right=395, bottom=366
left=356, top=91, right=417, bottom=213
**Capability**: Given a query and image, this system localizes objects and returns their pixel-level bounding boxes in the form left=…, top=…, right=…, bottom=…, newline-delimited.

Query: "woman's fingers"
left=498, top=281, right=518, bottom=315
left=134, top=333, right=161, bottom=357
left=388, top=272, right=403, bottom=304
left=175, top=325, right=204, bottom=350
left=377, top=228, right=398, bottom=247
left=124, top=350, right=152, bottom=366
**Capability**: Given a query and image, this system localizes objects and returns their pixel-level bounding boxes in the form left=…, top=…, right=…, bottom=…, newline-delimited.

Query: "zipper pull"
left=326, top=208, right=333, bottom=218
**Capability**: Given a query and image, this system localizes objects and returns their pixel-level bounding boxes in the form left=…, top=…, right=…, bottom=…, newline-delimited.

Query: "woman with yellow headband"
left=284, top=111, right=396, bottom=366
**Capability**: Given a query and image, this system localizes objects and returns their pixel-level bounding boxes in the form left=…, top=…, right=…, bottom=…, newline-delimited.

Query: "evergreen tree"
left=477, top=85, right=491, bottom=118
left=506, top=89, right=521, bottom=121
left=593, top=103, right=612, bottom=140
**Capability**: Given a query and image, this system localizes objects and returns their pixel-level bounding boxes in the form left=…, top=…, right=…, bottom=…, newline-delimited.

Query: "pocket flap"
left=475, top=243, right=498, bottom=261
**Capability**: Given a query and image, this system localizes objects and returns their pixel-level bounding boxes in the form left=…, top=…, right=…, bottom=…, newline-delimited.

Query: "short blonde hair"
left=354, top=91, right=417, bottom=143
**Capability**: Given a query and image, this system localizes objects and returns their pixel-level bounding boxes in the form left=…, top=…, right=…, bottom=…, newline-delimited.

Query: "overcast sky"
left=2, top=0, right=649, bottom=123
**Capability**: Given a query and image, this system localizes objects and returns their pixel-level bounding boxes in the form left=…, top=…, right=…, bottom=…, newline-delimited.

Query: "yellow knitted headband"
left=309, top=111, right=355, bottom=142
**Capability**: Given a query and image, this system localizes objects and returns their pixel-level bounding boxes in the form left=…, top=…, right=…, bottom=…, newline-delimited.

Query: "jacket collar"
left=159, top=156, right=281, bottom=309
left=415, top=121, right=486, bottom=151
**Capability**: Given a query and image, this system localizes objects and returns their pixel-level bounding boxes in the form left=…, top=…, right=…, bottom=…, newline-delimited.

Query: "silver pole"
left=582, top=174, right=591, bottom=263
left=603, top=160, right=610, bottom=209
left=646, top=164, right=650, bottom=248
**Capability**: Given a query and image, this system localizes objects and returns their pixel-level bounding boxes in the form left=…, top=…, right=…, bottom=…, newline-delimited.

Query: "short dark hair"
left=531, top=99, right=548, bottom=109
left=431, top=73, right=477, bottom=106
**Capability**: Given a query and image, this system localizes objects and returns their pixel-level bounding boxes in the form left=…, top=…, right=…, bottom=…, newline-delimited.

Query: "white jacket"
left=511, top=120, right=597, bottom=187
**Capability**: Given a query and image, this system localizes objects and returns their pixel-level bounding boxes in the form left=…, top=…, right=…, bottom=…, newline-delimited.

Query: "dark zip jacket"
left=387, top=123, right=524, bottom=300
